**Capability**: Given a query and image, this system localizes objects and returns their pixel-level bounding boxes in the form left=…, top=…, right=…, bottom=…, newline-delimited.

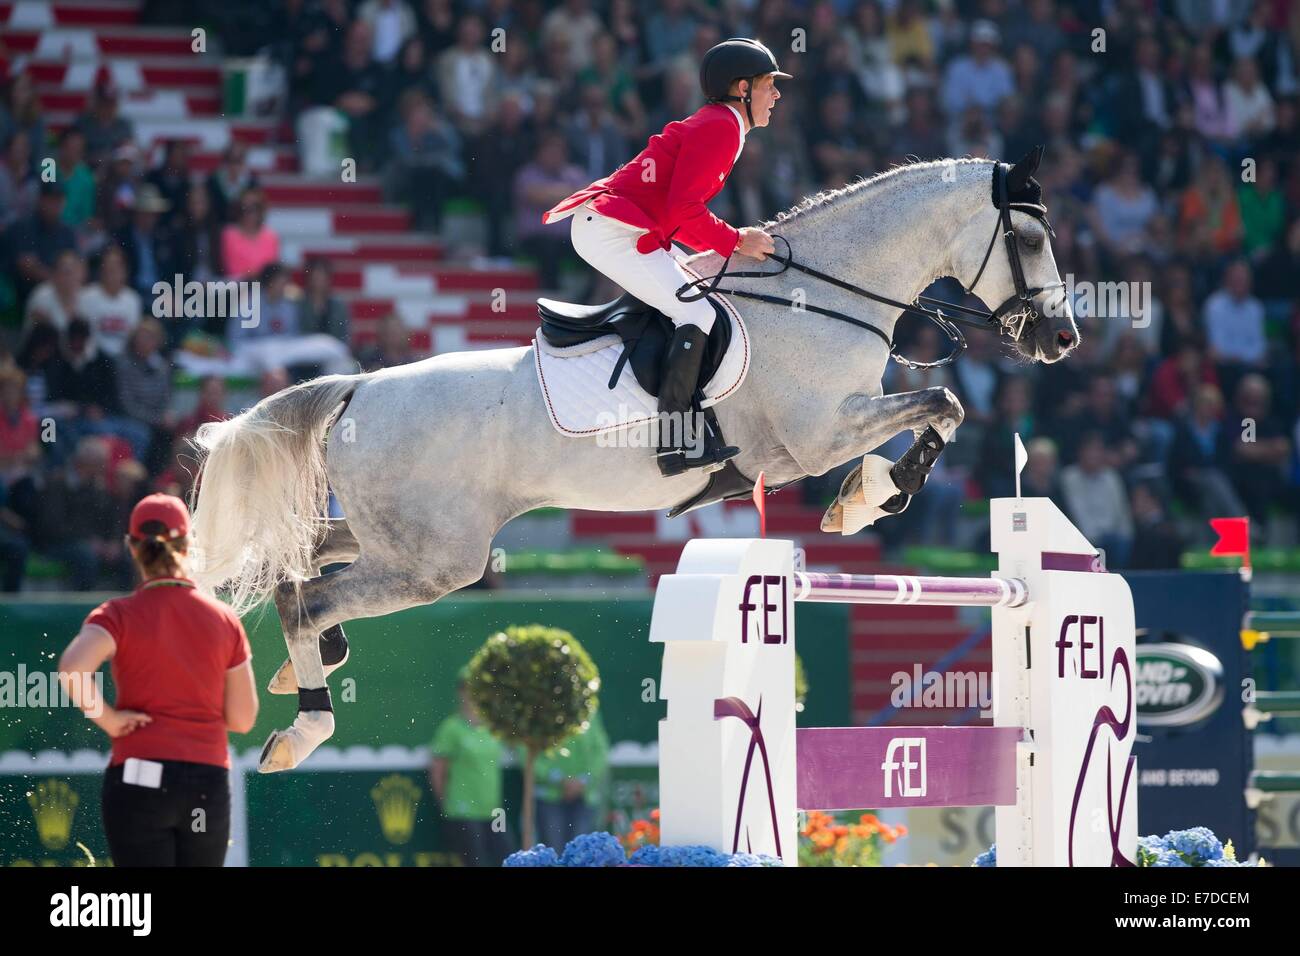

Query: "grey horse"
left=190, top=153, right=1079, bottom=772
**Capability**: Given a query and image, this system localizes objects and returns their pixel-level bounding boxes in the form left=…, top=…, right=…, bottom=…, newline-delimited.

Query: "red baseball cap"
left=129, top=493, right=191, bottom=540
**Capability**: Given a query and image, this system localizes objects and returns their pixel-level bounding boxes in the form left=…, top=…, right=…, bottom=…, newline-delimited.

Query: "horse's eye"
left=1021, top=233, right=1043, bottom=251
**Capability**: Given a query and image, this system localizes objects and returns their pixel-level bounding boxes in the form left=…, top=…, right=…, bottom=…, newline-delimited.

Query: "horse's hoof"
left=834, top=499, right=882, bottom=535
left=267, top=659, right=297, bottom=695
left=858, top=454, right=899, bottom=507
left=821, top=455, right=909, bottom=535
left=257, top=710, right=335, bottom=773
left=258, top=729, right=299, bottom=773
left=821, top=501, right=843, bottom=533
left=267, top=644, right=351, bottom=695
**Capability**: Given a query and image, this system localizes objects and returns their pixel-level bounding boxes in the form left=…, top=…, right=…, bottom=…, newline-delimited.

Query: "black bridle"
left=676, top=163, right=1063, bottom=370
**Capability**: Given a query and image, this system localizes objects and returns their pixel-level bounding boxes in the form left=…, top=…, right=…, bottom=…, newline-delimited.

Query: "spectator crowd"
left=0, top=75, right=369, bottom=590
left=2, top=0, right=1300, bottom=590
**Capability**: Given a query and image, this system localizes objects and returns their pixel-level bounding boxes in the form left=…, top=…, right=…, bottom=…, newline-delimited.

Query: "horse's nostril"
left=1057, top=331, right=1075, bottom=349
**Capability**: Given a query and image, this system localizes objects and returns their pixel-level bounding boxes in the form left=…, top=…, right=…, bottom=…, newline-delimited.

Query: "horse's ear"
left=1007, top=145, right=1044, bottom=191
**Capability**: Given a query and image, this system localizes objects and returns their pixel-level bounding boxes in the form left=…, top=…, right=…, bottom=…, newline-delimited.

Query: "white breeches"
left=569, top=205, right=717, bottom=333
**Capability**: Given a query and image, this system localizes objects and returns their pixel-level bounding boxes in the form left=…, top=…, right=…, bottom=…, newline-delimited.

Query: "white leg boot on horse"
left=259, top=579, right=336, bottom=772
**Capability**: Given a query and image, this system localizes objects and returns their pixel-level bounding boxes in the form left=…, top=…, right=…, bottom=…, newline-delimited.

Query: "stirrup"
left=657, top=404, right=738, bottom=477
left=657, top=440, right=738, bottom=477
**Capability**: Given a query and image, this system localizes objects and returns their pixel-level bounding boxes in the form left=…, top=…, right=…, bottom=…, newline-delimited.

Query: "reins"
left=675, top=162, right=1063, bottom=370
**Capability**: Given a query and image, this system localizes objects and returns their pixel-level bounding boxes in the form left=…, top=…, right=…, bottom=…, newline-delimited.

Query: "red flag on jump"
left=1209, top=517, right=1250, bottom=567
left=752, top=472, right=766, bottom=538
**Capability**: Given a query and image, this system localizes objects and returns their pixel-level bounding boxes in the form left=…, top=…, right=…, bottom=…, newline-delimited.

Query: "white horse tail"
left=190, top=375, right=360, bottom=616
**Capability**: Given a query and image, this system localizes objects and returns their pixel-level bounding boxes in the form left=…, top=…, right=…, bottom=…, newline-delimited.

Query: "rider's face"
left=744, top=74, right=780, bottom=128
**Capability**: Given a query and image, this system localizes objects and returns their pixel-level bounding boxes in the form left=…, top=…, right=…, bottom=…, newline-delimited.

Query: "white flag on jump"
left=1013, top=432, right=1027, bottom=498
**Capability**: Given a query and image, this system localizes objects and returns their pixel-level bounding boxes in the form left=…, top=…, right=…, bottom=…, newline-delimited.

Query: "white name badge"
left=122, top=757, right=163, bottom=789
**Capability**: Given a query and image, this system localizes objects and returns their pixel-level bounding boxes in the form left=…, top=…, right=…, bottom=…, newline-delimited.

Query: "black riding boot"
left=656, top=324, right=739, bottom=477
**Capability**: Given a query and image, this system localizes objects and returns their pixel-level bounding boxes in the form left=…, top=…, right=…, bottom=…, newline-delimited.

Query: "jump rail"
left=652, top=496, right=1138, bottom=866
left=793, top=572, right=1028, bottom=607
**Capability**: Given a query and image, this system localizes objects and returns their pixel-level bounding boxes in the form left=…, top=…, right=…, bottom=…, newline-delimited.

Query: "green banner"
left=0, top=593, right=851, bottom=753
left=0, top=592, right=851, bottom=865
left=246, top=765, right=461, bottom=867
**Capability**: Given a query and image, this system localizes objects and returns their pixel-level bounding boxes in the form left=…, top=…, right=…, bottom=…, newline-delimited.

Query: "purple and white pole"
left=792, top=571, right=1029, bottom=608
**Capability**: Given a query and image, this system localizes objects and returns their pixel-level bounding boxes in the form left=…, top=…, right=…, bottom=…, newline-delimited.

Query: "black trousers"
left=102, top=761, right=231, bottom=867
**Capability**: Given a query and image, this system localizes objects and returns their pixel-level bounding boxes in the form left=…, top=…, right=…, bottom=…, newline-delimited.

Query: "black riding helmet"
left=700, top=38, right=792, bottom=127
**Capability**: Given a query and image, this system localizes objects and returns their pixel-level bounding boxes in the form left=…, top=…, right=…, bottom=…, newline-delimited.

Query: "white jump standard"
left=651, top=496, right=1137, bottom=866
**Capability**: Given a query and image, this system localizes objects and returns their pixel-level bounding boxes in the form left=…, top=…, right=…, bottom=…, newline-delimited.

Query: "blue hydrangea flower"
left=725, top=852, right=783, bottom=867
left=1137, top=834, right=1169, bottom=854
left=628, top=843, right=732, bottom=867
left=559, top=831, right=627, bottom=867
left=1164, top=826, right=1224, bottom=862
left=504, top=844, right=561, bottom=867
left=627, top=844, right=669, bottom=867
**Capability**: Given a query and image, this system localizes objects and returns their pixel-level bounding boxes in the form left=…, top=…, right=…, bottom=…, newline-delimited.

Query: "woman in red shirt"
left=543, top=38, right=790, bottom=476
left=59, top=493, right=258, bottom=866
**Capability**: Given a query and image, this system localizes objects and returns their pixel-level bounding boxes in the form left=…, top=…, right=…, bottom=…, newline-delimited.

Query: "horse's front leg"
left=819, top=387, right=964, bottom=535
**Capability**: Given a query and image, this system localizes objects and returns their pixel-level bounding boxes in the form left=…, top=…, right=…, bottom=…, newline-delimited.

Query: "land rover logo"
left=1135, top=642, right=1224, bottom=727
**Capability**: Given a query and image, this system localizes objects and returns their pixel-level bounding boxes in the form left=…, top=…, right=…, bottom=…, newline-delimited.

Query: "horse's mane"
left=763, top=156, right=994, bottom=228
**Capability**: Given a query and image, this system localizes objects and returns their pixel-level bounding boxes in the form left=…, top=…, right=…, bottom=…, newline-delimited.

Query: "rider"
left=542, top=38, right=789, bottom=476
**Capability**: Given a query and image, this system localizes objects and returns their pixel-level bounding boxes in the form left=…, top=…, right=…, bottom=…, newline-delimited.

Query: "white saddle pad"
left=533, top=291, right=749, bottom=438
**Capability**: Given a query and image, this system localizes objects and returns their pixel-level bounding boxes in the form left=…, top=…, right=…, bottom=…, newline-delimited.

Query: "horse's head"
left=957, top=147, right=1079, bottom=364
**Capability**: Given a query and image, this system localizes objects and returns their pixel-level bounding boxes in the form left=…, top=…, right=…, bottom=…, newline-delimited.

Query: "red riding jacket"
left=543, top=103, right=746, bottom=258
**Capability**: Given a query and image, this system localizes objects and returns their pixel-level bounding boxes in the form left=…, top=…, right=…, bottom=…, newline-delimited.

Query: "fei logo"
left=882, top=737, right=928, bottom=799
left=737, top=574, right=790, bottom=645
left=1056, top=614, right=1110, bottom=680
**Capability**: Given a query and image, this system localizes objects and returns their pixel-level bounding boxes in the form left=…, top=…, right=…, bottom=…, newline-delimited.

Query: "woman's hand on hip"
left=97, top=707, right=153, bottom=738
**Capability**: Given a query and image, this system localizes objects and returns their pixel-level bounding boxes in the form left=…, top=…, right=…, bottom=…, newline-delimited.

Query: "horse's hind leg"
left=267, top=519, right=362, bottom=695
left=259, top=551, right=487, bottom=773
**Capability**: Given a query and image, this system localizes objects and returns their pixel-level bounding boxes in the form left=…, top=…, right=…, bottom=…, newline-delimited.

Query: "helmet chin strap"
left=720, top=78, right=756, bottom=127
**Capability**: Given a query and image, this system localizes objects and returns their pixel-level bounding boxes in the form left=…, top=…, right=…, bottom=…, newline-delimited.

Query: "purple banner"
left=796, top=726, right=1022, bottom=811
left=1040, top=551, right=1105, bottom=572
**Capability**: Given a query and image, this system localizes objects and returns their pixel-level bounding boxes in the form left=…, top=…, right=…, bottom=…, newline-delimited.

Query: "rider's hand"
left=736, top=227, right=775, bottom=261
